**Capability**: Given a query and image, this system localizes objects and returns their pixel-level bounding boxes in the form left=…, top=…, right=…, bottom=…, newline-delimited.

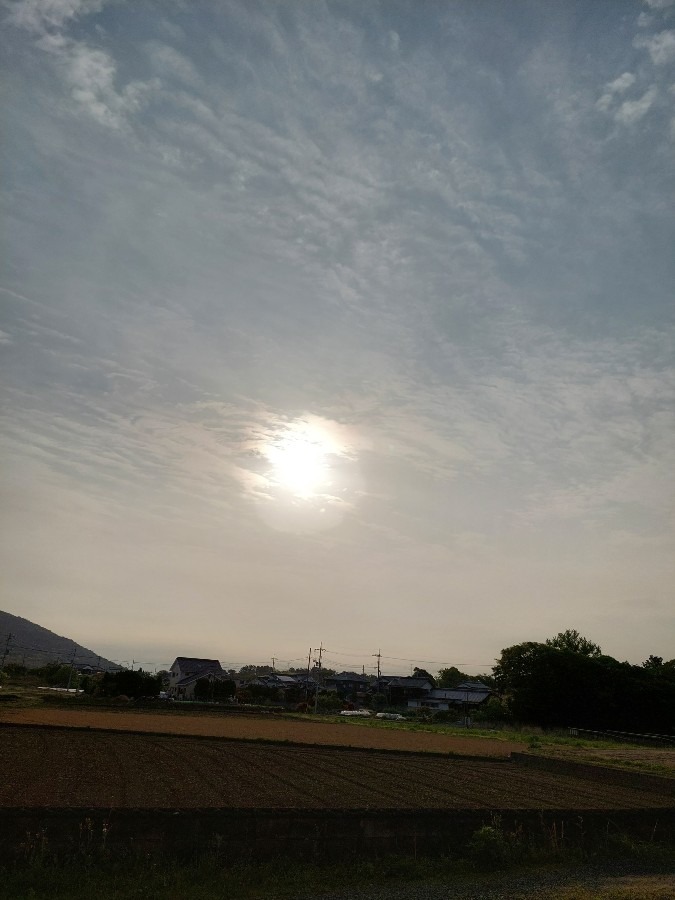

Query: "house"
left=323, top=672, right=370, bottom=697
left=381, top=676, right=434, bottom=705
left=167, top=657, right=227, bottom=700
left=407, top=680, right=492, bottom=712
left=291, top=674, right=318, bottom=694
left=251, top=673, right=302, bottom=692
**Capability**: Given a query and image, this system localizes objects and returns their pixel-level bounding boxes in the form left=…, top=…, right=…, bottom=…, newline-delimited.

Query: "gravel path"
left=313, top=863, right=675, bottom=899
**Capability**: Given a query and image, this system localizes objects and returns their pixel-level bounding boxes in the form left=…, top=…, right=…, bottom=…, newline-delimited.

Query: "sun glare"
left=267, top=433, right=328, bottom=497
left=265, top=422, right=337, bottom=498
left=255, top=416, right=363, bottom=532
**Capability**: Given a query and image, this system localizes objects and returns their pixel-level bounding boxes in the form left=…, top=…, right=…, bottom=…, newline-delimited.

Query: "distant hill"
left=0, top=610, right=121, bottom=671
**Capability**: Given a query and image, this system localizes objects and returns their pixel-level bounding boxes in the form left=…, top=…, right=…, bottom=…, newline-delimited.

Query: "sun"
left=255, top=415, right=363, bottom=532
left=265, top=424, right=332, bottom=498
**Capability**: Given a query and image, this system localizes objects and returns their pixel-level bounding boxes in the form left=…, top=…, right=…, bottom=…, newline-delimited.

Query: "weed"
left=466, top=818, right=512, bottom=871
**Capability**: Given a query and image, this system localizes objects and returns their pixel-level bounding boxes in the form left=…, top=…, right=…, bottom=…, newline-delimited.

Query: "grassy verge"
left=552, top=876, right=675, bottom=899
left=4, top=821, right=674, bottom=900
left=3, top=852, right=674, bottom=900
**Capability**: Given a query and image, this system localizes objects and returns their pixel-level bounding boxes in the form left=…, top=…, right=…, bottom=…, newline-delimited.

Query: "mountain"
left=0, top=610, right=121, bottom=671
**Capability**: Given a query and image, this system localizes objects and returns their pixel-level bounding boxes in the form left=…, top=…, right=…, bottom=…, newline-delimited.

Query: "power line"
left=323, top=648, right=494, bottom=668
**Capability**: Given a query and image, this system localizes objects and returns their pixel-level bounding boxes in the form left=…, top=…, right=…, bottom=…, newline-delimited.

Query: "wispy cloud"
left=6, top=0, right=106, bottom=33
left=614, top=85, right=659, bottom=124
left=1, top=0, right=673, bottom=664
left=634, top=29, right=675, bottom=65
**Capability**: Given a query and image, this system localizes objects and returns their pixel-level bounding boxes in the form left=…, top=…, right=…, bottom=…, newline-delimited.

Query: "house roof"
left=456, top=680, right=491, bottom=692
left=384, top=677, right=433, bottom=689
left=172, top=657, right=222, bottom=669
left=427, top=686, right=491, bottom=704
left=325, top=672, right=369, bottom=682
left=175, top=669, right=229, bottom=688
left=255, top=674, right=299, bottom=686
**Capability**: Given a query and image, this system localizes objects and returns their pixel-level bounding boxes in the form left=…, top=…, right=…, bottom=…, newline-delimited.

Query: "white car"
left=339, top=709, right=372, bottom=717
left=375, top=712, right=406, bottom=721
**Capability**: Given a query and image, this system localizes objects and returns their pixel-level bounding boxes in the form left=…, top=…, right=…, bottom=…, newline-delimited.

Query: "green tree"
left=493, top=642, right=608, bottom=727
left=472, top=696, right=512, bottom=724
left=213, top=679, right=236, bottom=701
left=37, top=663, right=74, bottom=688
left=370, top=692, right=387, bottom=710
left=545, top=629, right=601, bottom=657
left=412, top=667, right=436, bottom=686
left=494, top=640, right=675, bottom=733
left=437, top=666, right=469, bottom=688
left=99, top=668, right=160, bottom=698
left=193, top=677, right=211, bottom=701
left=246, top=683, right=280, bottom=703
left=642, top=655, right=663, bottom=669
left=316, top=692, right=343, bottom=711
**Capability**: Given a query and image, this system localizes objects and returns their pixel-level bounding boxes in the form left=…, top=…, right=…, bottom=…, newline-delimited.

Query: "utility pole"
left=271, top=657, right=276, bottom=671
left=372, top=648, right=381, bottom=691
left=305, top=647, right=312, bottom=705
left=1, top=633, right=12, bottom=671
left=313, top=643, right=324, bottom=714
left=66, top=647, right=77, bottom=691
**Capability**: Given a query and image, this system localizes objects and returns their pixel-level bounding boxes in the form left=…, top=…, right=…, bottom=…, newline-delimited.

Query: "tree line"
left=491, top=630, right=675, bottom=734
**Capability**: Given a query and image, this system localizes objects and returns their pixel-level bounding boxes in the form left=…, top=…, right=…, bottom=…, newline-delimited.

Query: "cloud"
left=614, top=85, right=658, bottom=124
left=7, top=0, right=158, bottom=130
left=608, top=72, right=637, bottom=94
left=642, top=0, right=675, bottom=9
left=35, top=32, right=156, bottom=128
left=1, top=0, right=673, bottom=664
left=145, top=41, right=203, bottom=89
left=634, top=30, right=675, bottom=65
left=5, top=0, right=105, bottom=33
left=596, top=72, right=637, bottom=112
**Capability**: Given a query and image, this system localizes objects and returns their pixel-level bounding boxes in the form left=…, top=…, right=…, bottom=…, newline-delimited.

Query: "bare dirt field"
left=0, top=707, right=521, bottom=756
left=2, top=725, right=672, bottom=810
left=539, top=745, right=675, bottom=775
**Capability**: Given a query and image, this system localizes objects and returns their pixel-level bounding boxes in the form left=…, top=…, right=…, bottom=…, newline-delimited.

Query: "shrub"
left=466, top=824, right=511, bottom=870
left=316, top=692, right=343, bottom=711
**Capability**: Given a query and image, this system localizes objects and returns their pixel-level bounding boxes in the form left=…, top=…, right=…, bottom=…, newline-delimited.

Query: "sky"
left=1, top=0, right=674, bottom=676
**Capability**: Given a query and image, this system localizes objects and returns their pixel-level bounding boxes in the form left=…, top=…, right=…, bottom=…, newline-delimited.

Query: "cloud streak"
left=1, top=0, right=673, bottom=667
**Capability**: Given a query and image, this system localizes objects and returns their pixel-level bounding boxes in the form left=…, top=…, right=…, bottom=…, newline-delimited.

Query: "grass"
left=578, top=754, right=674, bottom=778
left=3, top=839, right=675, bottom=900
left=551, top=876, right=675, bottom=899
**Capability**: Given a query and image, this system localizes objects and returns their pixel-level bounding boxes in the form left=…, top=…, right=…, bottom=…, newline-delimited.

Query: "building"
left=323, top=672, right=370, bottom=697
left=407, top=681, right=492, bottom=712
left=380, top=675, right=435, bottom=705
left=167, top=657, right=227, bottom=700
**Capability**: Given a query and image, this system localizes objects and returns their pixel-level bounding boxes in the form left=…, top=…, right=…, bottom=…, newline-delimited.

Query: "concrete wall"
left=3, top=807, right=674, bottom=862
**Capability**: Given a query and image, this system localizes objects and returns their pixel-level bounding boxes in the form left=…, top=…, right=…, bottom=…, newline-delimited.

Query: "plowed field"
left=0, top=708, right=519, bottom=755
left=2, top=726, right=671, bottom=810
left=538, top=745, right=675, bottom=774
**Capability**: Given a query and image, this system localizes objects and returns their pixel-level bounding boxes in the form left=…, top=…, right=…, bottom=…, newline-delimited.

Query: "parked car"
left=339, top=709, right=372, bottom=717
left=376, top=712, right=406, bottom=721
